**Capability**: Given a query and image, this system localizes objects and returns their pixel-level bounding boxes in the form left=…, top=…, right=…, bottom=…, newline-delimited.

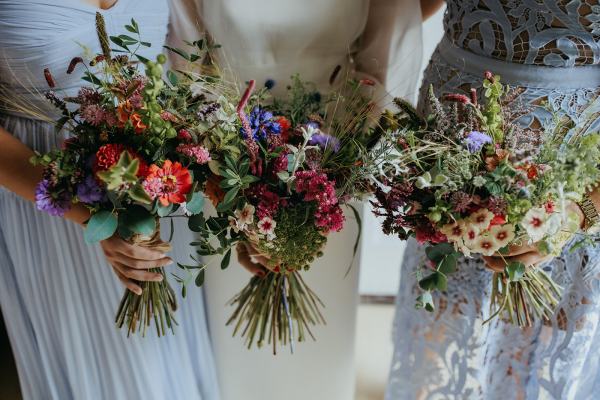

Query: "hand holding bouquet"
left=183, top=75, right=376, bottom=352
left=369, top=72, right=600, bottom=326
left=31, top=14, right=223, bottom=336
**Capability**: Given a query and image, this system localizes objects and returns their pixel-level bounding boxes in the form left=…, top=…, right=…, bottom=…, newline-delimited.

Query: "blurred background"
left=0, top=6, right=445, bottom=400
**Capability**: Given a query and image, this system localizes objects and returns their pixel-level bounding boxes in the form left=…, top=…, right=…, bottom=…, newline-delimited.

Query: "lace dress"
left=386, top=2, right=600, bottom=399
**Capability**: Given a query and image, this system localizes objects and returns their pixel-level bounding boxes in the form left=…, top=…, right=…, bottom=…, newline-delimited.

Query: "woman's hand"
left=236, top=242, right=271, bottom=278
left=483, top=202, right=585, bottom=272
left=100, top=235, right=173, bottom=295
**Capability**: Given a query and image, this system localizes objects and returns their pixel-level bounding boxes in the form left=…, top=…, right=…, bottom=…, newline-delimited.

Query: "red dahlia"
left=93, top=143, right=148, bottom=178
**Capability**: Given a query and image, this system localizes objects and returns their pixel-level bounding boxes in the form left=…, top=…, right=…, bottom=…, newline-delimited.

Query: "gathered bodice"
left=0, top=0, right=169, bottom=117
left=200, top=0, right=369, bottom=94
left=444, top=0, right=600, bottom=67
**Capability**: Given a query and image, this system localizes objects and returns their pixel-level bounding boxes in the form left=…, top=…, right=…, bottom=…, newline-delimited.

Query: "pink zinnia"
left=176, top=144, right=211, bottom=164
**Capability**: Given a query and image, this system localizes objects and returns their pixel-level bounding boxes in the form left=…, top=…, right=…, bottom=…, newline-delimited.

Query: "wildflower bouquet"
left=369, top=72, right=600, bottom=326
left=184, top=75, right=376, bottom=352
left=30, top=14, right=226, bottom=336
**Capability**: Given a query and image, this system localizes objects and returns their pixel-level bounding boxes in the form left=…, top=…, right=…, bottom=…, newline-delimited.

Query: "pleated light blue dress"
left=0, top=1, right=220, bottom=399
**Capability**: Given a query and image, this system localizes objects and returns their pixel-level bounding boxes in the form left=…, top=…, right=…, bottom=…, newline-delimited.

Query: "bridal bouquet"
left=369, top=72, right=600, bottom=326
left=31, top=14, right=225, bottom=336
left=184, top=75, right=375, bottom=352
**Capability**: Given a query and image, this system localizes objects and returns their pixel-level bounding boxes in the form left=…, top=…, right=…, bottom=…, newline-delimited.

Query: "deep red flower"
left=489, top=214, right=507, bottom=226
left=93, top=144, right=148, bottom=178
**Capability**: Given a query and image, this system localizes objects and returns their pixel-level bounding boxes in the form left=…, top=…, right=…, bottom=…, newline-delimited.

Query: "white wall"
left=358, top=6, right=446, bottom=296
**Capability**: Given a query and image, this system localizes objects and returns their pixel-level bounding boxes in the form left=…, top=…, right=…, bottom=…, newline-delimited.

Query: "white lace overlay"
left=387, top=2, right=600, bottom=399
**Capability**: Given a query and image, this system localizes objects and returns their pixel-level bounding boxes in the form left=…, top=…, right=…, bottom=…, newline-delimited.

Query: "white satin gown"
left=168, top=1, right=423, bottom=399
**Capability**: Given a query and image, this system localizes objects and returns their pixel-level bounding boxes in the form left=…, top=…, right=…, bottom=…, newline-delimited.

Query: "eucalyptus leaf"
left=221, top=248, right=232, bottom=270
left=84, top=211, right=118, bottom=244
left=185, top=192, right=205, bottom=215
left=121, top=205, right=156, bottom=236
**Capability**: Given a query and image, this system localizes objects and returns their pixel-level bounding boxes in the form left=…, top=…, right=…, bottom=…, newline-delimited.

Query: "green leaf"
left=437, top=253, right=458, bottom=274
left=505, top=262, right=525, bottom=282
left=125, top=25, right=137, bottom=34
left=425, top=243, right=455, bottom=263
left=131, top=18, right=139, bottom=33
left=109, top=36, right=129, bottom=50
left=121, top=205, right=156, bottom=236
left=84, top=211, right=118, bottom=244
left=188, top=213, right=206, bottom=232
left=185, top=192, right=205, bottom=215
left=128, top=183, right=152, bottom=204
left=157, top=203, right=174, bottom=217
left=221, top=248, right=232, bottom=270
left=418, top=271, right=448, bottom=291
left=166, top=70, right=178, bottom=85
left=219, top=187, right=239, bottom=209
left=194, top=269, right=205, bottom=287
left=163, top=45, right=190, bottom=61
left=415, top=291, right=435, bottom=312
left=82, top=72, right=102, bottom=85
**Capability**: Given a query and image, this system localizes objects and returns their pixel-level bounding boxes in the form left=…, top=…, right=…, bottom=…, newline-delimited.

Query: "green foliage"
left=84, top=210, right=118, bottom=243
left=255, top=206, right=328, bottom=271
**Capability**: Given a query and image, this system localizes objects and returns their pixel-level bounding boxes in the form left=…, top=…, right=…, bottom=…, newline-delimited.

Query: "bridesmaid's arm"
left=0, top=127, right=89, bottom=225
left=0, top=126, right=172, bottom=293
left=420, top=0, right=444, bottom=20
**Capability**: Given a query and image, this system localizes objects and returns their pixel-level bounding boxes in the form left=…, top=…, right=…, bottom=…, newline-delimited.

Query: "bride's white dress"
left=169, top=1, right=422, bottom=399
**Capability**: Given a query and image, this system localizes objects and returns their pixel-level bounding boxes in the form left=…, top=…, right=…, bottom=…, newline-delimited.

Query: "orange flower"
left=117, top=100, right=133, bottom=124
left=204, top=174, right=225, bottom=207
left=485, top=149, right=510, bottom=171
left=143, top=160, right=192, bottom=206
left=130, top=113, right=147, bottom=134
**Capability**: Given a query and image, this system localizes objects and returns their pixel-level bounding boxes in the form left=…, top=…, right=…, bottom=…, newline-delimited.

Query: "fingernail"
left=155, top=275, right=164, bottom=282
left=135, top=289, right=142, bottom=295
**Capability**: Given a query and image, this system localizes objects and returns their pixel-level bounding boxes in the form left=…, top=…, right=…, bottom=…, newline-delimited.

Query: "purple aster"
left=308, top=132, right=341, bottom=153
left=241, top=106, right=281, bottom=140
left=463, top=130, right=492, bottom=153
left=76, top=175, right=105, bottom=204
left=35, top=179, right=72, bottom=217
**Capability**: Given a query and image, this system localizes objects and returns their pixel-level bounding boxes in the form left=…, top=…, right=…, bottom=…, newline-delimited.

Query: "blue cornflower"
left=463, top=130, right=492, bottom=153
left=242, top=106, right=282, bottom=140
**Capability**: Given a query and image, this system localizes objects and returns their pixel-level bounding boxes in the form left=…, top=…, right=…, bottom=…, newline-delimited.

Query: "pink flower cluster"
left=295, top=170, right=345, bottom=232
left=176, top=144, right=211, bottom=164
left=247, top=184, right=284, bottom=220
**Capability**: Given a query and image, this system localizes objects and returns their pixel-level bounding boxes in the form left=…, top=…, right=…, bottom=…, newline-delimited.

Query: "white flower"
left=440, top=220, right=466, bottom=242
left=234, top=203, right=255, bottom=226
left=473, top=175, right=486, bottom=188
left=471, top=233, right=501, bottom=256
left=257, top=217, right=276, bottom=240
left=462, top=223, right=480, bottom=248
left=521, top=207, right=549, bottom=242
left=468, top=208, right=495, bottom=231
left=228, top=216, right=246, bottom=233
left=488, top=224, right=515, bottom=248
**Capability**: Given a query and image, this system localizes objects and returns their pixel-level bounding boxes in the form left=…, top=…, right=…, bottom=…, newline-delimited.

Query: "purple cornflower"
left=241, top=106, right=281, bottom=140
left=463, top=130, right=492, bottom=153
left=309, top=132, right=341, bottom=153
left=76, top=175, right=104, bottom=204
left=35, top=179, right=72, bottom=216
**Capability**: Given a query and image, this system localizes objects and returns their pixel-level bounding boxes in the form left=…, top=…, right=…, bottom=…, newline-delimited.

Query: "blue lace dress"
left=386, top=2, right=600, bottom=399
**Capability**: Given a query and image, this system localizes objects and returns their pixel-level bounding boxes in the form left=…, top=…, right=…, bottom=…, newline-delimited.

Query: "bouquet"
left=30, top=14, right=227, bottom=336
left=369, top=72, right=600, bottom=326
left=184, top=75, right=376, bottom=352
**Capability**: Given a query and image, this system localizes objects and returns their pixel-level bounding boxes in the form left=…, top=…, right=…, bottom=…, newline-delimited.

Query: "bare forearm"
left=420, top=0, right=444, bottom=20
left=0, top=127, right=89, bottom=225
